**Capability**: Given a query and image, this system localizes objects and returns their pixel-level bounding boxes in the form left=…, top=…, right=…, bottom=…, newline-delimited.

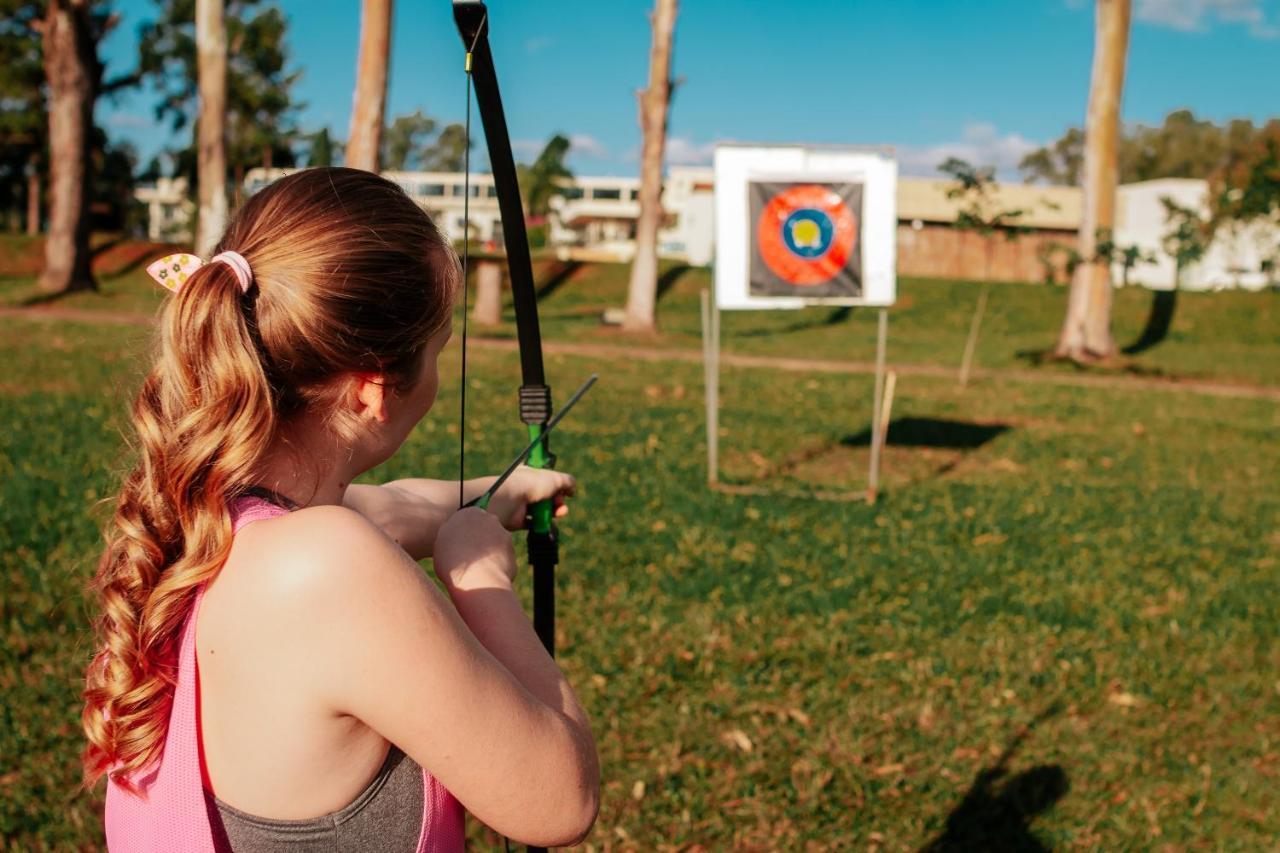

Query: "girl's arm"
left=278, top=505, right=599, bottom=846
left=342, top=479, right=493, bottom=560
left=343, top=468, right=576, bottom=560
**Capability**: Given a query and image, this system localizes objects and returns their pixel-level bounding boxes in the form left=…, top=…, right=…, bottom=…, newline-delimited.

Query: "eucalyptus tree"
left=1056, top=0, right=1131, bottom=362
left=623, top=0, right=679, bottom=332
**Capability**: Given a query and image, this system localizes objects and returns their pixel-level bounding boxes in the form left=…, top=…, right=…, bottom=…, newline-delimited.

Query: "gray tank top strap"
left=206, top=745, right=425, bottom=852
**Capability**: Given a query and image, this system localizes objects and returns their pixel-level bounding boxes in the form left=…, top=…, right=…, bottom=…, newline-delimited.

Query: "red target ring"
left=756, top=184, right=858, bottom=286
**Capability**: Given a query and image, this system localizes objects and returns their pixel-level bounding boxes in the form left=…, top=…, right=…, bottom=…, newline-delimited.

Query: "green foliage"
left=1209, top=120, right=1280, bottom=227
left=305, top=127, right=335, bottom=167
left=0, top=1, right=45, bottom=221
left=423, top=122, right=469, bottom=172
left=137, top=0, right=302, bottom=183
left=939, top=158, right=1026, bottom=238
left=1021, top=110, right=1273, bottom=187
left=1160, top=197, right=1212, bottom=287
left=1017, top=127, right=1085, bottom=186
left=518, top=134, right=574, bottom=217
left=0, top=1, right=132, bottom=230
left=382, top=109, right=436, bottom=171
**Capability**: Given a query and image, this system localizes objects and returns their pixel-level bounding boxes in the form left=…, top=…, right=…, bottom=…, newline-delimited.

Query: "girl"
left=81, top=168, right=599, bottom=851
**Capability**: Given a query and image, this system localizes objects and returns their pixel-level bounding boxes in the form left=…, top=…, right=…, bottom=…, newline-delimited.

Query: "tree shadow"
left=656, top=263, right=692, bottom=303
left=1122, top=289, right=1178, bottom=355
left=733, top=305, right=853, bottom=338
left=921, top=704, right=1069, bottom=852
left=842, top=417, right=1010, bottom=451
left=535, top=260, right=583, bottom=300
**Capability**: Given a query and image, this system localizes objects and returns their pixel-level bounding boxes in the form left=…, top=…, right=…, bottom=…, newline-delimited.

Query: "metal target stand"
left=700, top=289, right=896, bottom=504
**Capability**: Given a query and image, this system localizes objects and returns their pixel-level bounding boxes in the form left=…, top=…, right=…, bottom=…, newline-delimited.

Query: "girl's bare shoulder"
left=225, top=503, right=419, bottom=601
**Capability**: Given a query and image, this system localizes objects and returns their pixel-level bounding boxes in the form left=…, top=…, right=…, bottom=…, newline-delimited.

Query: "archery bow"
left=452, top=0, right=559, bottom=660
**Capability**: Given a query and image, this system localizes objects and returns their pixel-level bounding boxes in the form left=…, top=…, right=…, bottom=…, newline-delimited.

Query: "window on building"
left=592, top=187, right=622, bottom=201
left=485, top=186, right=497, bottom=198
left=418, top=183, right=446, bottom=196
left=628, top=189, right=639, bottom=201
left=561, top=187, right=585, bottom=200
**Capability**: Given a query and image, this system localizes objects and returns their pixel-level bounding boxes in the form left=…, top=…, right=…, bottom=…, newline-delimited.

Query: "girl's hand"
left=434, top=507, right=517, bottom=592
left=486, top=466, right=577, bottom=531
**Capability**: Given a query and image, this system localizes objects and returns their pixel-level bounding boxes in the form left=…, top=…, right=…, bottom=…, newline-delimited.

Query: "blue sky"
left=98, top=0, right=1280, bottom=180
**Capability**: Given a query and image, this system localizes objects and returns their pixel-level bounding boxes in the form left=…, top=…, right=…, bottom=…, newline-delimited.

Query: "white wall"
left=1115, top=179, right=1279, bottom=291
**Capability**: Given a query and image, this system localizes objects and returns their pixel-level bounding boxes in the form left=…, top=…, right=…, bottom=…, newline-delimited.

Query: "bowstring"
left=459, top=30, right=476, bottom=510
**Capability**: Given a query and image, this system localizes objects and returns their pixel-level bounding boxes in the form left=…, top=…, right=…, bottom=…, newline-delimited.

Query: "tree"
left=347, top=0, right=392, bottom=172
left=939, top=157, right=1027, bottom=385
left=38, top=0, right=98, bottom=294
left=0, top=1, right=47, bottom=234
left=195, top=0, right=228, bottom=254
left=138, top=0, right=302, bottom=202
left=1019, top=127, right=1085, bottom=186
left=518, top=134, right=572, bottom=218
left=383, top=109, right=435, bottom=171
left=1160, top=197, right=1212, bottom=289
left=423, top=122, right=468, bottom=172
left=1055, top=0, right=1130, bottom=362
left=1209, top=120, right=1280, bottom=227
left=623, top=0, right=678, bottom=332
left=306, top=127, right=335, bottom=167
left=1022, top=110, right=1267, bottom=187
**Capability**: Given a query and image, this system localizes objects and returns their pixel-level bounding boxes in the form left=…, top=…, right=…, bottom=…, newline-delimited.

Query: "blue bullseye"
left=780, top=208, right=834, bottom=259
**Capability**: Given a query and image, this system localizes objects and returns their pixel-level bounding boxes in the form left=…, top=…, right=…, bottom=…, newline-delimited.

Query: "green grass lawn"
left=1, top=264, right=1277, bottom=848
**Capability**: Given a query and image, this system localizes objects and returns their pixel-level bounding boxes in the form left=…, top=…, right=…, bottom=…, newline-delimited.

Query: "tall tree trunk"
left=347, top=0, right=392, bottom=173
left=195, top=0, right=229, bottom=255
left=25, top=152, right=40, bottom=236
left=622, top=0, right=678, bottom=332
left=1055, top=0, right=1130, bottom=361
left=38, top=0, right=96, bottom=294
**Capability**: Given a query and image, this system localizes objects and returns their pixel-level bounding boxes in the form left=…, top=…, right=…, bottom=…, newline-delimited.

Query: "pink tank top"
left=103, top=495, right=465, bottom=852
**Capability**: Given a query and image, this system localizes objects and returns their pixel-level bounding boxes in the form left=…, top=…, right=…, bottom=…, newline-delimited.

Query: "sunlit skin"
left=194, top=324, right=599, bottom=847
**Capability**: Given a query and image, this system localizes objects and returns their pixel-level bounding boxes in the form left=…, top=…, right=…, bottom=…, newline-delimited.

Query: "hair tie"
left=145, top=251, right=255, bottom=294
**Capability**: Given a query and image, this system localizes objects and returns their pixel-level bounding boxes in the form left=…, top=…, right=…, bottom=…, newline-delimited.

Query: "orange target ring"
left=756, top=184, right=858, bottom=286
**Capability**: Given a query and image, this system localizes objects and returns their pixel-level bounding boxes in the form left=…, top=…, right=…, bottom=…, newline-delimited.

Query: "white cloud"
left=511, top=138, right=543, bottom=158
left=568, top=133, right=608, bottom=159
left=663, top=136, right=718, bottom=166
left=1133, top=0, right=1277, bottom=37
left=896, top=122, right=1040, bottom=181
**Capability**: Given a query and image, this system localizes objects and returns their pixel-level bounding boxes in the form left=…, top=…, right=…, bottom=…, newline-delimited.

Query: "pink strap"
left=104, top=496, right=463, bottom=851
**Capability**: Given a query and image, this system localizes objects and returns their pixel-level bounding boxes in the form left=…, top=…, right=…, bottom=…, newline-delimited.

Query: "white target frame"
left=714, top=143, right=898, bottom=310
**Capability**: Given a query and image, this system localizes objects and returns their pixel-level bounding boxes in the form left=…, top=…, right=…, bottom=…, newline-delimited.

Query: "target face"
left=750, top=181, right=863, bottom=298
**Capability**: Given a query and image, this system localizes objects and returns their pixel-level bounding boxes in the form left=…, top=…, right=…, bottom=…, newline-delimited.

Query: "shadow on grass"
left=842, top=417, right=1010, bottom=451
left=1122, top=289, right=1178, bottom=355
left=922, top=703, right=1068, bottom=852
left=733, top=305, right=853, bottom=338
left=656, top=263, right=692, bottom=303
left=723, top=418, right=1011, bottom=496
left=535, top=260, right=584, bottom=300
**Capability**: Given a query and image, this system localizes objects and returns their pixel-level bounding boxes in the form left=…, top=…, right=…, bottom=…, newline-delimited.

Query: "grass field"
left=1, top=256, right=1278, bottom=849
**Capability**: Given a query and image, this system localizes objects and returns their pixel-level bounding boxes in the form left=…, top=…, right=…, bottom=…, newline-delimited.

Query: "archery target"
left=751, top=182, right=862, bottom=296
left=714, top=145, right=897, bottom=309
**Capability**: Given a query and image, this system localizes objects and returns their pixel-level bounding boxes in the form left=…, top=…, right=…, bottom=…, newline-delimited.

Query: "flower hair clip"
left=146, top=251, right=254, bottom=294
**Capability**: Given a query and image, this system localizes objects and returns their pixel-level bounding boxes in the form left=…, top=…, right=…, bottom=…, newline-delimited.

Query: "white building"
left=1113, top=179, right=1278, bottom=291
left=236, top=166, right=715, bottom=266
left=545, top=167, right=715, bottom=265
left=134, top=177, right=194, bottom=242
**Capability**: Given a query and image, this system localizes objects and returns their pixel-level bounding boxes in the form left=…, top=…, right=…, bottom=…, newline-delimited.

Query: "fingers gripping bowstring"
left=458, top=15, right=484, bottom=510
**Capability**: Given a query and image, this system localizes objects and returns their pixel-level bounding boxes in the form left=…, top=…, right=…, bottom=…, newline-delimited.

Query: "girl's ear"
left=350, top=372, right=391, bottom=424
